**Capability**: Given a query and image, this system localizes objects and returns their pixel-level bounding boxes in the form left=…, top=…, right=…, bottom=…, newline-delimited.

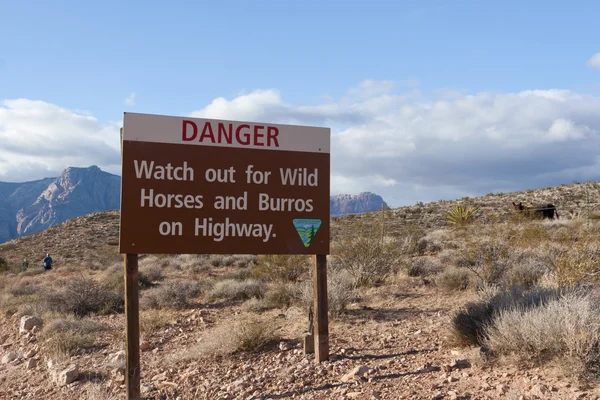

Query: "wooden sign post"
left=124, top=254, right=140, bottom=399
left=313, top=254, right=329, bottom=362
left=119, top=112, right=331, bottom=398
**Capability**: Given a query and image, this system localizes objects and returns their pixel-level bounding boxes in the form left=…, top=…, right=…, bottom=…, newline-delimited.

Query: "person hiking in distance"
left=42, top=253, right=53, bottom=271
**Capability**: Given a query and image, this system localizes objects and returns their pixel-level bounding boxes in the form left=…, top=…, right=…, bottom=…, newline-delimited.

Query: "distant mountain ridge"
left=0, top=166, right=120, bottom=243
left=330, top=192, right=389, bottom=216
left=0, top=166, right=388, bottom=243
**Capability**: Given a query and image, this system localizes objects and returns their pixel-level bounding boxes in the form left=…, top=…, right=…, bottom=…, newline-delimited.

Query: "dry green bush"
left=455, top=238, right=511, bottom=287
left=263, top=281, right=300, bottom=309
left=434, top=267, right=472, bottom=292
left=209, top=255, right=236, bottom=267
left=178, top=316, right=277, bottom=359
left=300, top=269, right=357, bottom=318
left=241, top=297, right=268, bottom=313
left=451, top=286, right=562, bottom=347
left=445, top=203, right=481, bottom=226
left=234, top=255, right=258, bottom=269
left=547, top=241, right=600, bottom=286
left=407, top=257, right=443, bottom=277
left=140, top=280, right=201, bottom=309
left=139, top=263, right=164, bottom=283
left=483, top=288, right=600, bottom=377
left=331, top=234, right=402, bottom=288
left=506, top=253, right=550, bottom=288
left=45, top=277, right=123, bottom=317
left=41, top=316, right=108, bottom=359
left=206, top=279, right=264, bottom=302
left=253, top=255, right=310, bottom=282
left=140, top=310, right=169, bottom=335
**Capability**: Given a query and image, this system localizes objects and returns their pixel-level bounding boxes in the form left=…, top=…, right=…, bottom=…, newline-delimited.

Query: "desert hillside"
left=1, top=181, right=600, bottom=399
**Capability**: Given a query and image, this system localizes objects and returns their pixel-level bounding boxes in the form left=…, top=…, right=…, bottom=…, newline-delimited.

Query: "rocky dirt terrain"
left=2, top=283, right=596, bottom=400
left=3, top=180, right=600, bottom=399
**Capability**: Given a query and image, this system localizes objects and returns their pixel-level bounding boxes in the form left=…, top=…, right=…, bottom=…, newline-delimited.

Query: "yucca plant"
left=445, top=203, right=481, bottom=227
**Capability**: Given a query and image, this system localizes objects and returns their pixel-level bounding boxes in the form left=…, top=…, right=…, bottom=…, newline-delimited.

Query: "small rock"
left=530, top=383, right=549, bottom=398
left=347, top=392, right=362, bottom=398
left=26, top=358, right=37, bottom=370
left=52, top=364, right=79, bottom=386
left=497, top=384, right=509, bottom=394
left=448, top=391, right=458, bottom=400
left=140, top=341, right=151, bottom=352
left=108, top=350, right=126, bottom=366
left=0, top=334, right=8, bottom=345
left=341, top=365, right=369, bottom=383
left=19, top=316, right=43, bottom=334
left=447, top=376, right=459, bottom=383
left=24, top=349, right=36, bottom=359
left=1, top=352, right=17, bottom=364
left=47, top=359, right=57, bottom=369
left=278, top=342, right=291, bottom=351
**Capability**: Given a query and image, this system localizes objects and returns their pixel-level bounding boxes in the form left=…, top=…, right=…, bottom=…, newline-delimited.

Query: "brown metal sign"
left=119, top=112, right=330, bottom=255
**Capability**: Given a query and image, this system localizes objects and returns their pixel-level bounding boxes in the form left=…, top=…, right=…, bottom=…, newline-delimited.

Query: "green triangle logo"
left=293, top=219, right=322, bottom=248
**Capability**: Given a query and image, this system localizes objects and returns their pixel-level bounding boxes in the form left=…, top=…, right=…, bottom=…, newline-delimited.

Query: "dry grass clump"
left=483, top=288, right=600, bottom=377
left=40, top=316, right=108, bottom=359
left=140, top=280, right=201, bottom=310
left=140, top=309, right=170, bottom=335
left=206, top=279, right=264, bottom=302
left=300, top=269, right=357, bottom=318
left=450, top=286, right=562, bottom=347
left=435, top=267, right=472, bottom=292
left=253, top=254, right=310, bottom=282
left=263, top=281, right=300, bottom=309
left=331, top=234, right=402, bottom=288
left=177, top=316, right=278, bottom=360
left=406, top=257, right=444, bottom=277
left=45, top=276, right=123, bottom=317
left=546, top=240, right=600, bottom=287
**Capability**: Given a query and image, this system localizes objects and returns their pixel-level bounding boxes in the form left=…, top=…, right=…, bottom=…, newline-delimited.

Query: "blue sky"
left=1, top=0, right=600, bottom=206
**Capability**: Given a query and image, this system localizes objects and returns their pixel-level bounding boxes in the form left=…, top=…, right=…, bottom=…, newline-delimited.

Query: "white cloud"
left=190, top=80, right=600, bottom=206
left=586, top=53, right=600, bottom=70
left=4, top=80, right=600, bottom=208
left=0, top=99, right=121, bottom=181
left=124, top=92, right=136, bottom=106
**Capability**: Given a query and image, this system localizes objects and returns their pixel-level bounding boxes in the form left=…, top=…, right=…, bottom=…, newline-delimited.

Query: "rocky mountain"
left=0, top=165, right=387, bottom=243
left=330, top=192, right=389, bottom=216
left=0, top=166, right=120, bottom=243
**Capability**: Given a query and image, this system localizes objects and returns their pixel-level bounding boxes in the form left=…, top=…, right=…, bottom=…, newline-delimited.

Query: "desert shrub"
left=45, top=277, right=124, bottom=317
left=140, top=310, right=169, bottom=335
left=140, top=280, right=201, bottom=309
left=241, top=297, right=267, bottom=313
left=331, top=234, right=402, bottom=288
left=0, top=256, right=8, bottom=273
left=300, top=269, right=357, bottom=318
left=506, top=253, right=550, bottom=288
left=456, top=239, right=511, bottom=287
left=435, top=267, right=472, bottom=292
left=41, top=316, right=108, bottom=359
left=234, top=255, right=258, bottom=269
left=179, top=316, right=277, bottom=359
left=209, top=255, right=236, bottom=267
left=417, top=230, right=448, bottom=254
left=264, top=282, right=300, bottom=309
left=206, top=279, right=264, bottom=302
left=407, top=257, right=443, bottom=277
left=547, top=241, right=600, bottom=287
left=451, top=286, right=562, bottom=347
left=445, top=203, right=480, bottom=226
left=139, top=263, right=164, bottom=283
left=253, top=255, right=310, bottom=282
left=483, top=289, right=600, bottom=376
left=10, top=280, right=40, bottom=297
